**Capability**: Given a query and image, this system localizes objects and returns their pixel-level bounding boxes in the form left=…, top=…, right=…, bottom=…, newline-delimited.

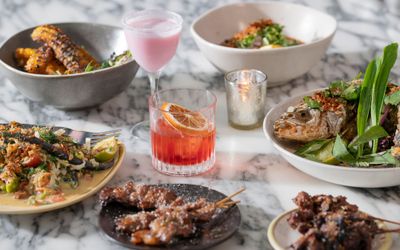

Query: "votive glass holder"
left=225, top=69, right=267, bottom=130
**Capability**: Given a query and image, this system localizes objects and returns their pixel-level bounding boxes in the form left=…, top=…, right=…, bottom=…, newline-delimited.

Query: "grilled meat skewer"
left=99, top=182, right=178, bottom=209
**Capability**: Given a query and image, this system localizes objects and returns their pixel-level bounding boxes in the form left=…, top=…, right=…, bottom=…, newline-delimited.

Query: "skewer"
left=371, top=216, right=400, bottom=226
left=216, top=187, right=245, bottom=207
left=376, top=228, right=400, bottom=234
left=218, top=200, right=240, bottom=209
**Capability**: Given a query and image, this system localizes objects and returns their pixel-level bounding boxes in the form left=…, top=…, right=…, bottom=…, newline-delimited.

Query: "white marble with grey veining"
left=0, top=0, right=400, bottom=249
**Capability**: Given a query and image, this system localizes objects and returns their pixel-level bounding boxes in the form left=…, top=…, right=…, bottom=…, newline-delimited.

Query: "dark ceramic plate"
left=98, top=183, right=241, bottom=250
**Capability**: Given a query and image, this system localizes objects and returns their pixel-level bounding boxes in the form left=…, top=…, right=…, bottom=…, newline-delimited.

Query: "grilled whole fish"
left=31, top=25, right=99, bottom=74
left=274, top=91, right=355, bottom=142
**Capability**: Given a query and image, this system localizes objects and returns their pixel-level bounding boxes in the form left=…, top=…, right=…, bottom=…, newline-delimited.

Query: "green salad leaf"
left=348, top=125, right=388, bottom=148
left=355, top=150, right=399, bottom=167
left=295, top=139, right=331, bottom=156
left=384, top=90, right=400, bottom=105
left=370, top=43, right=398, bottom=152
left=332, top=135, right=355, bottom=163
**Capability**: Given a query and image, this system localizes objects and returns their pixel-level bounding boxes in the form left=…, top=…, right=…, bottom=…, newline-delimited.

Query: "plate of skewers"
left=98, top=182, right=243, bottom=249
left=267, top=192, right=399, bottom=250
left=263, top=43, right=400, bottom=188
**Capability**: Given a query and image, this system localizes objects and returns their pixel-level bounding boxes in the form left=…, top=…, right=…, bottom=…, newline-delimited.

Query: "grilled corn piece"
left=14, top=48, right=36, bottom=67
left=23, top=46, right=66, bottom=75
left=31, top=25, right=99, bottom=74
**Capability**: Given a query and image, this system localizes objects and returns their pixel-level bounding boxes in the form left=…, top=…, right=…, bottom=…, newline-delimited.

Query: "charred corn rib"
left=31, top=25, right=99, bottom=74
left=44, top=58, right=66, bottom=75
left=14, top=48, right=36, bottom=67
left=21, top=46, right=66, bottom=75
left=24, top=46, right=54, bottom=74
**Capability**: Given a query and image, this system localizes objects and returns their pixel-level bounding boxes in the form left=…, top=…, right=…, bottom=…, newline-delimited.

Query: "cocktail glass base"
left=152, top=153, right=216, bottom=176
left=131, top=120, right=150, bottom=141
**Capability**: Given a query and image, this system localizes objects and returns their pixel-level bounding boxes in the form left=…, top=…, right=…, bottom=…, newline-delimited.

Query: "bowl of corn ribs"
left=0, top=23, right=139, bottom=110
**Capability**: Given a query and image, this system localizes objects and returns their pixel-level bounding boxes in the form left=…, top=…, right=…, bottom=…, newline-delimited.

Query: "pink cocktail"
left=122, top=9, right=182, bottom=140
left=124, top=18, right=181, bottom=73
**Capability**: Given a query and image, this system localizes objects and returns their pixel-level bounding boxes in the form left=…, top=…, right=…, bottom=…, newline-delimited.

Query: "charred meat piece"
left=105, top=182, right=229, bottom=246
left=99, top=181, right=178, bottom=209
left=31, top=25, right=99, bottom=73
left=115, top=199, right=219, bottom=245
left=116, top=211, right=158, bottom=232
left=288, top=192, right=380, bottom=250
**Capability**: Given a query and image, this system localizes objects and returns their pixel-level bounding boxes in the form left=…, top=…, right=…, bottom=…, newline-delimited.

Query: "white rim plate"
left=267, top=209, right=393, bottom=250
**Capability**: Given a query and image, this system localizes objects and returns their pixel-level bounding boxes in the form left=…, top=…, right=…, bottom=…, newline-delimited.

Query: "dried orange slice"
left=161, top=102, right=209, bottom=135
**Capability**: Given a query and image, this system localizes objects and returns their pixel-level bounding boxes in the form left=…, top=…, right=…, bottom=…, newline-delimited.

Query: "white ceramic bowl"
left=191, top=2, right=337, bottom=85
left=263, top=89, right=400, bottom=188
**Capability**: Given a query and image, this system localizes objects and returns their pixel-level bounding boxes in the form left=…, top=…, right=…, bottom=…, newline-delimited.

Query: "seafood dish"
left=14, top=24, right=132, bottom=75
left=287, top=191, right=399, bottom=249
left=221, top=19, right=302, bottom=49
left=273, top=43, right=400, bottom=168
left=0, top=121, right=120, bottom=205
left=99, top=182, right=243, bottom=246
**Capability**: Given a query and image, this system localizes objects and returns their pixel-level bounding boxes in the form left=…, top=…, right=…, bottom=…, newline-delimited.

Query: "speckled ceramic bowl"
left=0, top=22, right=139, bottom=110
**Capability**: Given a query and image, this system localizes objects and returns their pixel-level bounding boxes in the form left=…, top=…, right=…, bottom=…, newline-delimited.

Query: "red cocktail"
left=149, top=89, right=217, bottom=176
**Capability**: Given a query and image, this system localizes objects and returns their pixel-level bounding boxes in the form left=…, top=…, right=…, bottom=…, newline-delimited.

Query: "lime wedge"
left=92, top=137, right=118, bottom=163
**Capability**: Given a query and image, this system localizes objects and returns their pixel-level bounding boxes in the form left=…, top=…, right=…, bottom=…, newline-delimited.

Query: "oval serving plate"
left=99, top=183, right=241, bottom=250
left=267, top=209, right=393, bottom=250
left=0, top=144, right=125, bottom=214
left=263, top=89, right=400, bottom=188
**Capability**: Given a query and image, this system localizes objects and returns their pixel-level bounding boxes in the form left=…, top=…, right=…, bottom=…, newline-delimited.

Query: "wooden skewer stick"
left=218, top=200, right=241, bottom=209
left=376, top=228, right=400, bottom=234
left=216, top=187, right=246, bottom=207
left=371, top=216, right=400, bottom=226
left=224, top=200, right=241, bottom=206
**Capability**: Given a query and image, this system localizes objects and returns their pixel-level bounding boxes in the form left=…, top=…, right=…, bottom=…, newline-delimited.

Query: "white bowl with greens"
left=264, top=43, right=400, bottom=188
left=191, top=2, right=336, bottom=85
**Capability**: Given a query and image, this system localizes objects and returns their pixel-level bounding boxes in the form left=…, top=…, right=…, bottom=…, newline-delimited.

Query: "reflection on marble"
left=0, top=0, right=400, bottom=249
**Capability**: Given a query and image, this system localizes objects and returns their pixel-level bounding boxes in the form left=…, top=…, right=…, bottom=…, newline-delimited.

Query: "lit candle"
left=225, top=69, right=267, bottom=130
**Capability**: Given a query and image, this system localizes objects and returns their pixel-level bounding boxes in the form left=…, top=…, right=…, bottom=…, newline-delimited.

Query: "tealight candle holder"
left=225, top=69, right=267, bottom=130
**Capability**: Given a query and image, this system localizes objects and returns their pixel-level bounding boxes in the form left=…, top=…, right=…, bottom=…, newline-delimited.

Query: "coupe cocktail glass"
left=122, top=9, right=183, bottom=140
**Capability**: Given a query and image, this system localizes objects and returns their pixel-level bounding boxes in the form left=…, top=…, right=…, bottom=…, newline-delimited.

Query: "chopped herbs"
left=39, top=130, right=58, bottom=144
left=222, top=19, right=302, bottom=49
left=303, top=96, right=320, bottom=109
left=84, top=50, right=132, bottom=72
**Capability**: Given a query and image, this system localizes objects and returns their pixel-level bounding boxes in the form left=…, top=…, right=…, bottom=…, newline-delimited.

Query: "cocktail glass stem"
left=148, top=71, right=161, bottom=94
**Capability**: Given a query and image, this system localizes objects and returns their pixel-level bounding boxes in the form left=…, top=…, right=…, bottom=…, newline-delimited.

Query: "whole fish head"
left=273, top=103, right=331, bottom=142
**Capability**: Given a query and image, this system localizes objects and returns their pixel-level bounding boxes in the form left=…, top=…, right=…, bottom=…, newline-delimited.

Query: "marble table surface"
left=1, top=0, right=400, bottom=249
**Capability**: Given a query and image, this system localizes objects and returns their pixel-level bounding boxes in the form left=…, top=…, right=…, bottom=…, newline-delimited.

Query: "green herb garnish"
left=84, top=61, right=95, bottom=72
left=303, top=96, right=320, bottom=109
left=39, top=130, right=58, bottom=144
